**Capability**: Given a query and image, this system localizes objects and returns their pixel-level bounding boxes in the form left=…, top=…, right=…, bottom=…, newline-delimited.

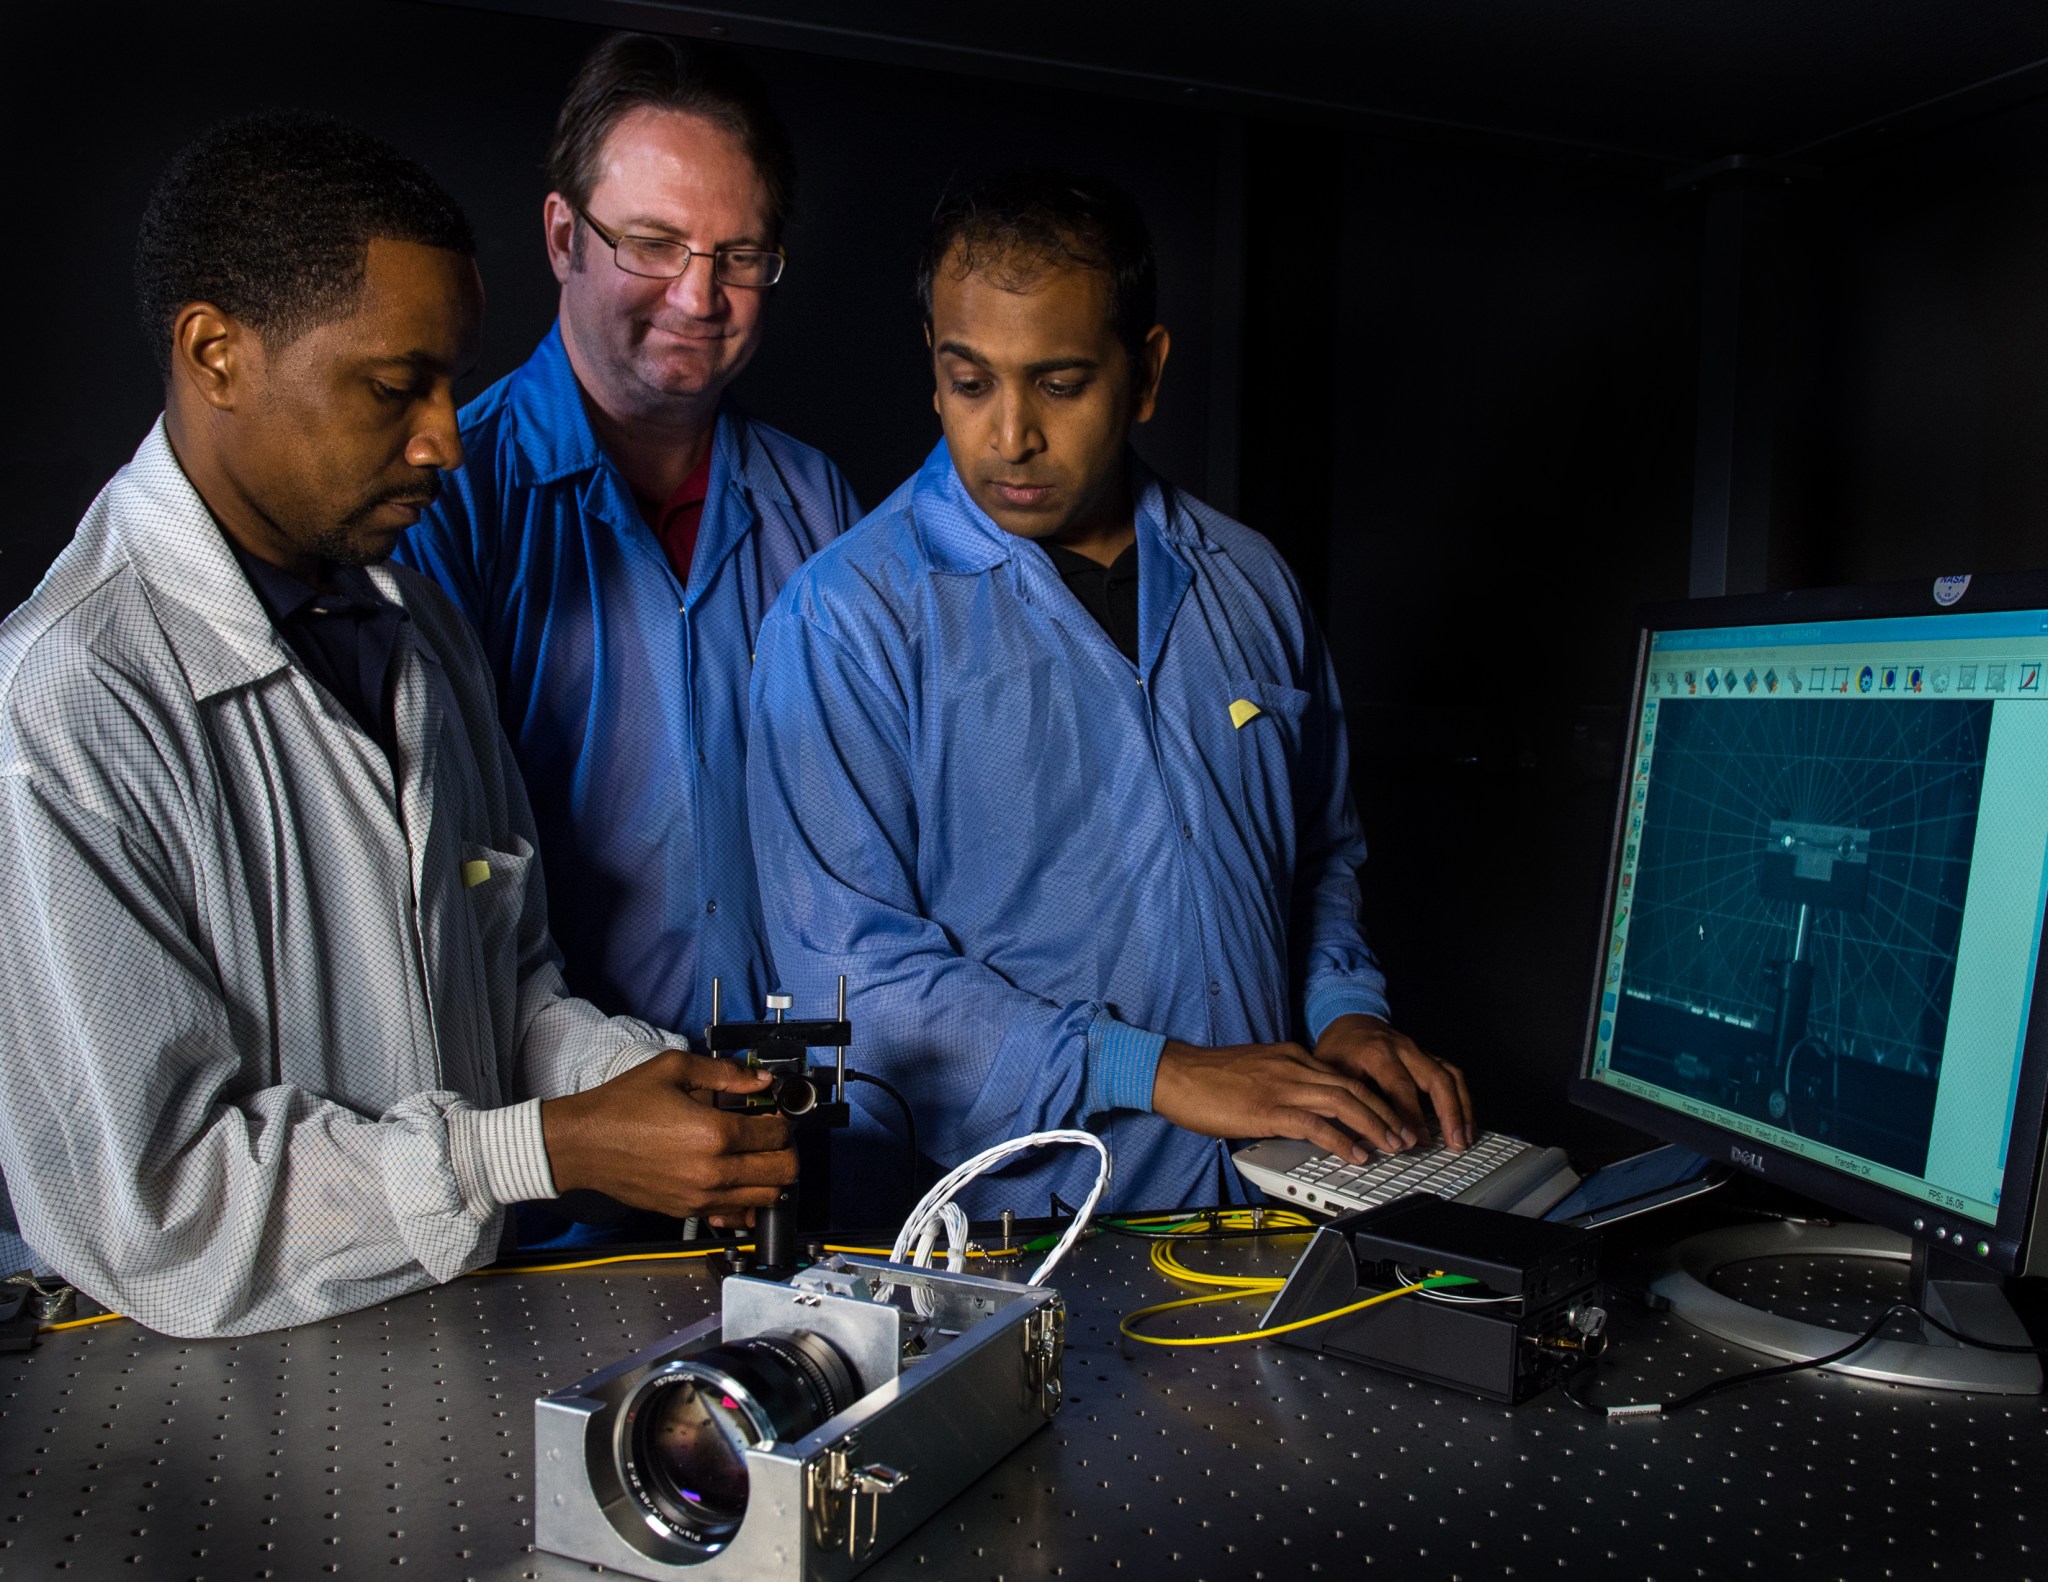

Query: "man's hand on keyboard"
left=1151, top=1040, right=1408, bottom=1161
left=1312, top=1014, right=1473, bottom=1152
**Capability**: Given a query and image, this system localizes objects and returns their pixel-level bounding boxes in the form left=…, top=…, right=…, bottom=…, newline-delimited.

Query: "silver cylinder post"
left=710, top=977, right=722, bottom=1028
left=836, top=975, right=848, bottom=1102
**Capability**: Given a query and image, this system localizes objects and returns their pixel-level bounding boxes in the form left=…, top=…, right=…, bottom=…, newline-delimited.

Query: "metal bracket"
left=1023, top=1300, right=1066, bottom=1417
left=804, top=1436, right=909, bottom=1560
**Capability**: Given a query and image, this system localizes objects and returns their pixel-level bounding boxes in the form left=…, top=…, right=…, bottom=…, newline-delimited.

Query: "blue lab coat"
left=747, top=443, right=1392, bottom=1214
left=396, top=324, right=859, bottom=1038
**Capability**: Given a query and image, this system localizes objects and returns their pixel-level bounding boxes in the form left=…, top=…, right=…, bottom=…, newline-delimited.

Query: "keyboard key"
left=1257, top=1131, right=1535, bottom=1212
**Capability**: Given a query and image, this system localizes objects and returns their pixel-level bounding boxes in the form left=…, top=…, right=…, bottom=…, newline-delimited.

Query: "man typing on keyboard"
left=747, top=169, right=1473, bottom=1217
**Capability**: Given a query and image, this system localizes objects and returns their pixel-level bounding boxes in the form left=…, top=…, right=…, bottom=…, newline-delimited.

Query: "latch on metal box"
left=805, top=1435, right=909, bottom=1559
left=1024, top=1299, right=1066, bottom=1415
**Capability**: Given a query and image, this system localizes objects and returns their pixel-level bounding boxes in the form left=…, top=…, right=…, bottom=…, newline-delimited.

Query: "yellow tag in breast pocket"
left=1228, top=698, right=1264, bottom=729
left=461, top=859, right=492, bottom=889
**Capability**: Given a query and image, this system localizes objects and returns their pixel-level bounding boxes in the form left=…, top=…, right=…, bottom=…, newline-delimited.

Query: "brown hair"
left=546, top=32, right=796, bottom=238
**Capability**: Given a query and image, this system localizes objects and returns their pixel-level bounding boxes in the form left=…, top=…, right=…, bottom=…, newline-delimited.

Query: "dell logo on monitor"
left=1731, top=1146, right=1765, bottom=1172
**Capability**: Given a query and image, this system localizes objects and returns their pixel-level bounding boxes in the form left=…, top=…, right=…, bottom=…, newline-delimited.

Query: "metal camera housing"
left=536, top=1258, right=1066, bottom=1580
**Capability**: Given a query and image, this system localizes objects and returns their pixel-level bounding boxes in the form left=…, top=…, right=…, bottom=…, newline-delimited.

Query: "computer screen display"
left=1573, top=579, right=2048, bottom=1274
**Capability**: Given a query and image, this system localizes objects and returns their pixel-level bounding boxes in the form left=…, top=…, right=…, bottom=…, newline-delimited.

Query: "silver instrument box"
left=535, top=1256, right=1065, bottom=1579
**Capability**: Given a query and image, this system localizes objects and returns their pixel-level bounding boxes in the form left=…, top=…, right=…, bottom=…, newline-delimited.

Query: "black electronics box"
left=1260, top=1195, right=1602, bottom=1404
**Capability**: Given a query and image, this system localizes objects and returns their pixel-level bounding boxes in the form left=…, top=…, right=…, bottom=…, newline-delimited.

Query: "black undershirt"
left=1042, top=540, right=1140, bottom=663
left=230, top=542, right=409, bottom=761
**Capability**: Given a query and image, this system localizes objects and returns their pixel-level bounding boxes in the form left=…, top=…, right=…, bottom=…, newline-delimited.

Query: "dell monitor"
left=1571, top=572, right=2048, bottom=1392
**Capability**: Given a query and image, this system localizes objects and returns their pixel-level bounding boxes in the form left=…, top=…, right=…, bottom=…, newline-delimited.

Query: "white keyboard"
left=1233, top=1131, right=1581, bottom=1220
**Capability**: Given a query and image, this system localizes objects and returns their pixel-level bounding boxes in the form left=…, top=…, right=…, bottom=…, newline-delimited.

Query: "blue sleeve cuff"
left=1305, top=980, right=1394, bottom=1045
left=1081, top=1012, right=1169, bottom=1119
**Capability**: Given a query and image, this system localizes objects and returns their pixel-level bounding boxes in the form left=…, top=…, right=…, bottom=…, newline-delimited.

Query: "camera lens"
left=772, top=1072, right=820, bottom=1115
left=621, top=1329, right=859, bottom=1551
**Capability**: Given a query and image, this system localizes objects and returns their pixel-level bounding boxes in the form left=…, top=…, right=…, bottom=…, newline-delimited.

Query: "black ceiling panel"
left=454, top=0, right=2048, bottom=168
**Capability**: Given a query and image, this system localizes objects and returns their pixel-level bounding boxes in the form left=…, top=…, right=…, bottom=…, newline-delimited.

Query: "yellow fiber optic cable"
left=36, top=1239, right=981, bottom=1332
left=1149, top=1239, right=1287, bottom=1290
left=1122, top=1271, right=1482, bottom=1347
left=1119, top=1277, right=1448, bottom=1346
left=36, top=1311, right=127, bottom=1334
left=473, top=1245, right=735, bottom=1275
left=475, top=1240, right=936, bottom=1276
left=36, top=1211, right=1309, bottom=1337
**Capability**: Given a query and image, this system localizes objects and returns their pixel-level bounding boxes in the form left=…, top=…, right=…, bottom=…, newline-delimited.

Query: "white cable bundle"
left=910, top=1202, right=971, bottom=1273
left=890, top=1129, right=1112, bottom=1287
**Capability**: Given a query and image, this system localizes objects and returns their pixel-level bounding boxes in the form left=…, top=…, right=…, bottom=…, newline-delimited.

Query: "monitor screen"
left=1572, top=576, right=2048, bottom=1276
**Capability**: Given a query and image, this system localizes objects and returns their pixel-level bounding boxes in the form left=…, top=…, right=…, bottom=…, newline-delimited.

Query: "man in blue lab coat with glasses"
left=398, top=34, right=858, bottom=1076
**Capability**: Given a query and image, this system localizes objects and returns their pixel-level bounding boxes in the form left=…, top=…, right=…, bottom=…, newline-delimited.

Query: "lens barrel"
left=771, top=1072, right=820, bottom=1115
left=620, top=1328, right=859, bottom=1552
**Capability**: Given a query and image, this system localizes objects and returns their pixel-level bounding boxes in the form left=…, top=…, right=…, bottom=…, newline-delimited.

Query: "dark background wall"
left=1794, top=104, right=2048, bottom=588
left=6, top=2, right=1233, bottom=573
left=8, top=0, right=2047, bottom=1158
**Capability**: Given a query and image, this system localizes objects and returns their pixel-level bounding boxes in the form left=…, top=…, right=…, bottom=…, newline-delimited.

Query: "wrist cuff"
left=448, top=1099, right=558, bottom=1218
left=1305, top=981, right=1393, bottom=1045
left=595, top=1038, right=672, bottom=1089
left=1082, top=1014, right=1169, bottom=1119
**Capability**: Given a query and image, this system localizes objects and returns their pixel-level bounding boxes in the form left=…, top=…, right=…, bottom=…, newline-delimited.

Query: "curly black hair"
left=134, top=111, right=474, bottom=379
left=916, top=168, right=1157, bottom=361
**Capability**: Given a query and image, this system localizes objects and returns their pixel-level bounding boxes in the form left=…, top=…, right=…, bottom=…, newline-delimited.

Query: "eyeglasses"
left=576, top=207, right=786, bottom=288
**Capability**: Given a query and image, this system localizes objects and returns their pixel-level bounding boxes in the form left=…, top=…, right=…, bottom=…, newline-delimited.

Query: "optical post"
left=705, top=977, right=853, bottom=1277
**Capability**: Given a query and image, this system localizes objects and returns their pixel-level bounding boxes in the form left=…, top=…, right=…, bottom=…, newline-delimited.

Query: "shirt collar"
left=503, top=321, right=794, bottom=514
left=907, top=439, right=1208, bottom=576
left=505, top=322, right=606, bottom=486
left=105, top=421, right=305, bottom=702
left=1043, top=539, right=1139, bottom=583
left=229, top=542, right=321, bottom=622
left=228, top=539, right=401, bottom=626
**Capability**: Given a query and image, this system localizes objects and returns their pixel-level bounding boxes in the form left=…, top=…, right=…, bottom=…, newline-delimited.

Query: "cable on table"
left=1114, top=1207, right=1478, bottom=1344
left=1121, top=1273, right=1480, bottom=1346
left=37, top=1311, right=126, bottom=1333
left=36, top=1239, right=994, bottom=1331
left=37, top=1202, right=1307, bottom=1336
left=1561, top=1297, right=2048, bottom=1419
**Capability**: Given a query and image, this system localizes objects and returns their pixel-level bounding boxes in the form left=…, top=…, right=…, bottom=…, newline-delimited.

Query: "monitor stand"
left=1649, top=1220, right=2042, bottom=1394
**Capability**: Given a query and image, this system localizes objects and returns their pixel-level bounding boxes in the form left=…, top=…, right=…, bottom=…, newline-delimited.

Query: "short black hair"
left=547, top=32, right=796, bottom=239
left=134, top=112, right=474, bottom=380
left=917, top=168, right=1158, bottom=361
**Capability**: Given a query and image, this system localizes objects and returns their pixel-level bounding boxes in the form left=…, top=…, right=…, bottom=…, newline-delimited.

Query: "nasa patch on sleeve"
left=1932, top=573, right=1971, bottom=607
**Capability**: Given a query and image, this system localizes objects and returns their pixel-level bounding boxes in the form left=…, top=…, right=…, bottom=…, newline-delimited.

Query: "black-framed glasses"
left=577, top=207, right=786, bottom=288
